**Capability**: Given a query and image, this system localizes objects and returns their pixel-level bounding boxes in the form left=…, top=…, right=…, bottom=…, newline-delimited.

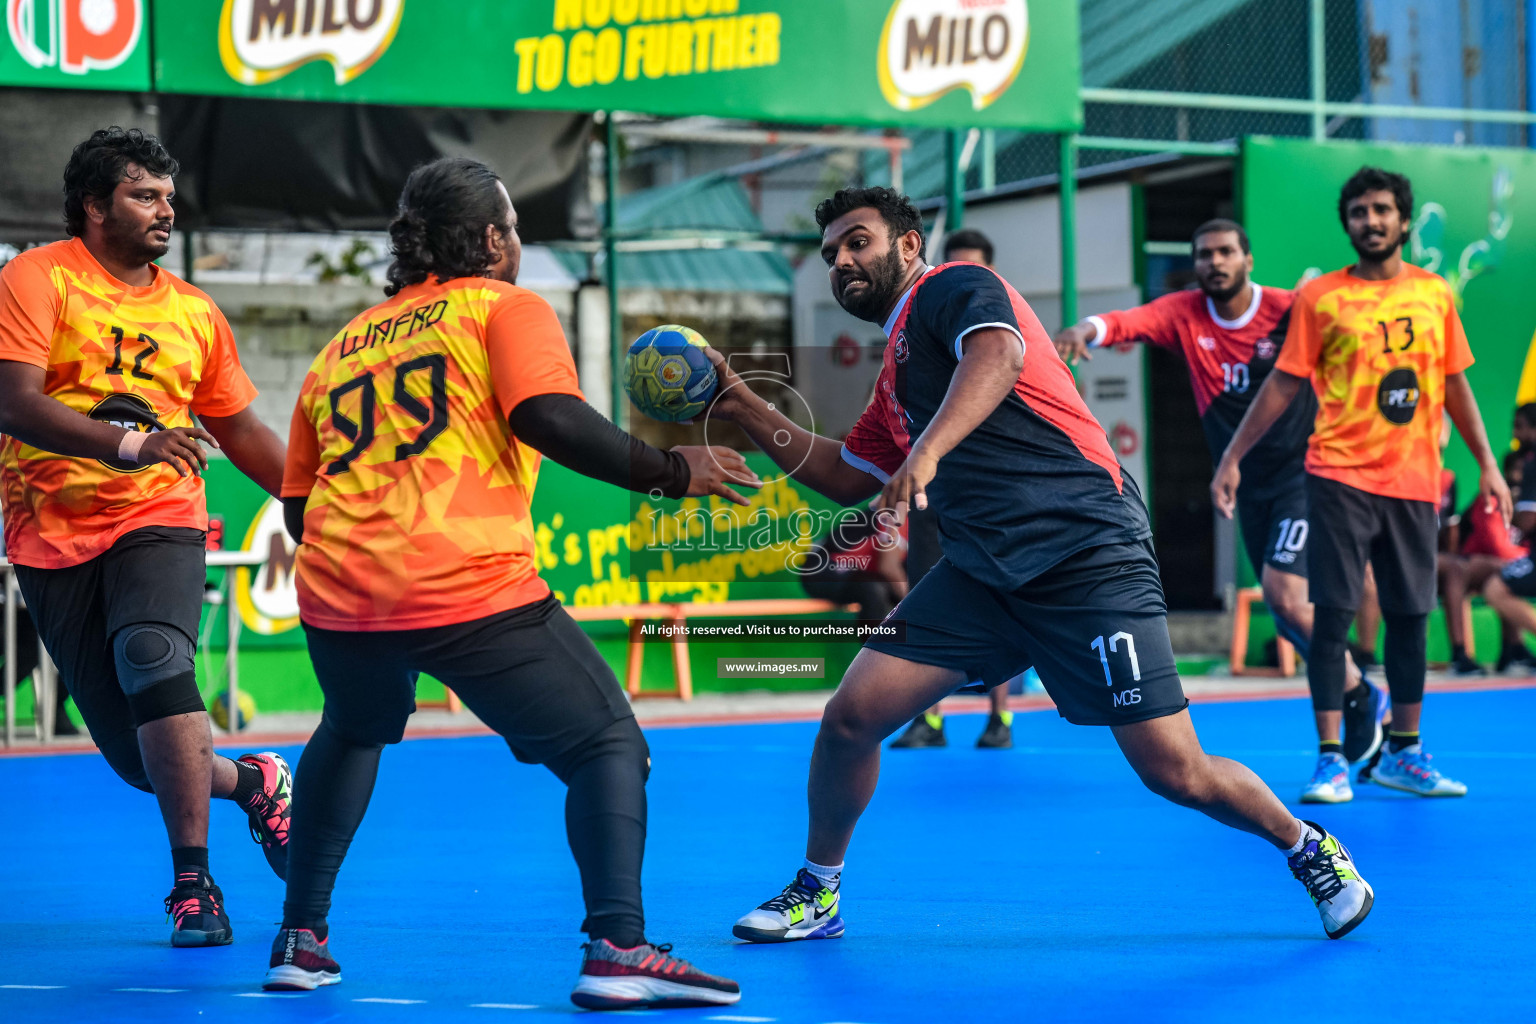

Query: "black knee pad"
left=114, top=623, right=197, bottom=695
left=1308, top=606, right=1354, bottom=712
left=124, top=670, right=206, bottom=727
left=98, top=728, right=154, bottom=793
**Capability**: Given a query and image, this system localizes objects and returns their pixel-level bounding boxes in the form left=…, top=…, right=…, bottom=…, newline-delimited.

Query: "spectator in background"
left=1472, top=405, right=1536, bottom=675
left=890, top=228, right=1016, bottom=750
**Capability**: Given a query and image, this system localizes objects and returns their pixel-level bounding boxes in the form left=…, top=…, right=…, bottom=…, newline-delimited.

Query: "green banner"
left=205, top=454, right=843, bottom=646
left=1242, top=136, right=1536, bottom=488
left=151, top=0, right=1080, bottom=130
left=1, top=0, right=151, bottom=89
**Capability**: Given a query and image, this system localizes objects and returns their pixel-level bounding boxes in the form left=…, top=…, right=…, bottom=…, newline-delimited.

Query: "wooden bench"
left=1229, top=587, right=1297, bottom=678
left=418, top=598, right=859, bottom=709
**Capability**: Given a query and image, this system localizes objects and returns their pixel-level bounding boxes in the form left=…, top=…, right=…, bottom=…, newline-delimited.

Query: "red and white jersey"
left=1087, top=284, right=1314, bottom=496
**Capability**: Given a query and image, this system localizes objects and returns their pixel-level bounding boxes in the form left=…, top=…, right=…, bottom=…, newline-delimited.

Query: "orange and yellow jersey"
left=1275, top=264, right=1473, bottom=503
left=0, top=238, right=257, bottom=568
left=281, top=276, right=582, bottom=632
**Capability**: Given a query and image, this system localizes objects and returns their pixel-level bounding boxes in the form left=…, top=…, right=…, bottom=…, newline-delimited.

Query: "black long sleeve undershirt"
left=508, top=393, right=691, bottom=499
left=280, top=394, right=690, bottom=546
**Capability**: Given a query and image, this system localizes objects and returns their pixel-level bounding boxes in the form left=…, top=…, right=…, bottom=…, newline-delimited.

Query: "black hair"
left=62, top=127, right=179, bottom=237
left=1338, top=166, right=1413, bottom=229
left=1516, top=403, right=1536, bottom=429
left=385, top=157, right=509, bottom=296
left=1504, top=449, right=1526, bottom=475
left=814, top=186, right=924, bottom=248
left=942, top=228, right=994, bottom=264
left=1192, top=218, right=1250, bottom=254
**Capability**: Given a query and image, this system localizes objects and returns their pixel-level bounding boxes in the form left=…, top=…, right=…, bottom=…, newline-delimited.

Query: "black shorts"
left=1305, top=474, right=1438, bottom=615
left=905, top=508, right=943, bottom=585
left=865, top=541, right=1187, bottom=727
left=1237, top=481, right=1310, bottom=580
left=303, top=594, right=633, bottom=765
left=1500, top=555, right=1536, bottom=598
left=12, top=526, right=207, bottom=744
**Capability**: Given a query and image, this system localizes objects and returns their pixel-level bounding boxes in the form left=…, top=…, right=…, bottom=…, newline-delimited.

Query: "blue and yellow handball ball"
left=624, top=325, right=717, bottom=422
left=210, top=689, right=257, bottom=732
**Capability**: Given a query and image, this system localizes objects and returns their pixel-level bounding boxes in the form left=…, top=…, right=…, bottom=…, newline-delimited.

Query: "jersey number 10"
left=325, top=354, right=449, bottom=475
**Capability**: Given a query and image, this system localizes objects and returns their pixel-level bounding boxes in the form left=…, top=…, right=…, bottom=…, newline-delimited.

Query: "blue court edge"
left=1, top=689, right=1530, bottom=1023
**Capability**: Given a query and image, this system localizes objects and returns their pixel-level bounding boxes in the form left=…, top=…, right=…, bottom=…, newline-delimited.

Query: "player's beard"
left=1199, top=269, right=1247, bottom=303
left=1349, top=223, right=1408, bottom=263
left=835, top=241, right=905, bottom=322
left=103, top=204, right=172, bottom=266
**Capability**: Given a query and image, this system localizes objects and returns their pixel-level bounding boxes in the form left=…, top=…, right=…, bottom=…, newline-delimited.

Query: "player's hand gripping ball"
left=624, top=325, right=718, bottom=422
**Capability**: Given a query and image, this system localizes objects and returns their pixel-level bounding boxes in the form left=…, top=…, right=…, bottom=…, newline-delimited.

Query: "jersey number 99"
left=325, top=354, right=449, bottom=475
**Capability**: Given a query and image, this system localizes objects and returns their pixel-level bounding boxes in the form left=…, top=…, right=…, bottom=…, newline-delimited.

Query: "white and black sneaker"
left=1288, top=821, right=1374, bottom=939
left=733, top=868, right=844, bottom=943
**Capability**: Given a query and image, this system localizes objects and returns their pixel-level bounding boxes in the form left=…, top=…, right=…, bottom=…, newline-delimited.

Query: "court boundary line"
left=3, top=676, right=1533, bottom=759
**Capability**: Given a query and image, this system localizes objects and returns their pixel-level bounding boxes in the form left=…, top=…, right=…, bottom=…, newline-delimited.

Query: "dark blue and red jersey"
left=1087, top=285, right=1314, bottom=498
left=841, top=262, right=1151, bottom=591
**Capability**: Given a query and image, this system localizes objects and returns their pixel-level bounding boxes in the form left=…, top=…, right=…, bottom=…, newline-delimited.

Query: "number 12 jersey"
left=282, top=277, right=583, bottom=631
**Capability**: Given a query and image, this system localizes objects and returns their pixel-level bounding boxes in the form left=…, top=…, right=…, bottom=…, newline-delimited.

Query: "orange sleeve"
left=280, top=391, right=322, bottom=498
left=1444, top=299, right=1474, bottom=376
left=190, top=305, right=259, bottom=417
left=484, top=290, right=583, bottom=418
left=1274, top=290, right=1321, bottom=378
left=0, top=255, right=62, bottom=368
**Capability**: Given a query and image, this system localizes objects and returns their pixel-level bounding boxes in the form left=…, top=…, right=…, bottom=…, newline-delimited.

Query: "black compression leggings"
left=1309, top=606, right=1427, bottom=711
left=283, top=714, right=650, bottom=947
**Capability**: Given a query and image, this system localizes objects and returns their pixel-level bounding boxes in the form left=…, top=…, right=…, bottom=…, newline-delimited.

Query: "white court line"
left=354, top=997, right=427, bottom=1004
left=2, top=985, right=66, bottom=990
left=709, top=1017, right=778, bottom=1022
left=471, top=1005, right=541, bottom=1010
left=115, top=987, right=186, bottom=993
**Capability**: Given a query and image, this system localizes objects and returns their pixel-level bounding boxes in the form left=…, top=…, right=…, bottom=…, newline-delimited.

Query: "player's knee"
left=1136, top=754, right=1214, bottom=807
left=547, top=716, right=650, bottom=785
left=1261, top=579, right=1307, bottom=631
left=818, top=694, right=882, bottom=748
left=113, top=623, right=203, bottom=726
left=98, top=730, right=154, bottom=793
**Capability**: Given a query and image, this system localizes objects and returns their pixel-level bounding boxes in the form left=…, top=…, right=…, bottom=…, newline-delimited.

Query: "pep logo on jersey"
left=878, top=0, right=1028, bottom=112
left=219, top=0, right=404, bottom=86
left=6, top=0, right=141, bottom=73
left=88, top=393, right=162, bottom=473
left=1378, top=367, right=1421, bottom=425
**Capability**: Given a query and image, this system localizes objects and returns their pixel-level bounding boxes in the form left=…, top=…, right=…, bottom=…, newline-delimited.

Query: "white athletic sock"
left=1284, top=819, right=1322, bottom=857
left=803, top=858, right=843, bottom=888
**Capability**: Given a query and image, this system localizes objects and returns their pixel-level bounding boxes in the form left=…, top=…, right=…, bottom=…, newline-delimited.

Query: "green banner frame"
left=150, top=0, right=1081, bottom=131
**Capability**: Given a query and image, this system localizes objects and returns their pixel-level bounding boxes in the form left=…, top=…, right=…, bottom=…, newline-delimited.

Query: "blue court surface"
left=3, top=686, right=1532, bottom=1024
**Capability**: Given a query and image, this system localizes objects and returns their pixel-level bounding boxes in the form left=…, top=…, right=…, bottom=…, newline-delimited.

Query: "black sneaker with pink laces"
left=164, top=872, right=232, bottom=947
left=571, top=938, right=740, bottom=1010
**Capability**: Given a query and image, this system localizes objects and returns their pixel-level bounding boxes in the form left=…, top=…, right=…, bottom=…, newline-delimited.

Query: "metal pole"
left=225, top=569, right=239, bottom=733
left=1310, top=0, right=1327, bottom=140
left=1059, top=133, right=1079, bottom=330
left=605, top=113, right=624, bottom=425
left=945, top=128, right=965, bottom=234
left=4, top=569, right=15, bottom=747
left=981, top=129, right=996, bottom=193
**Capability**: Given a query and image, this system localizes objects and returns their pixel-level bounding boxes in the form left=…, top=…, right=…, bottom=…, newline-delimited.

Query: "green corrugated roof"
left=566, top=175, right=793, bottom=294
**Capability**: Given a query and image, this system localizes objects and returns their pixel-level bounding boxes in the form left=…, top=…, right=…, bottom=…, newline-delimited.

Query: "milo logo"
left=89, top=392, right=162, bottom=472
left=219, top=0, right=404, bottom=86
left=878, top=0, right=1028, bottom=113
left=1377, top=367, right=1420, bottom=426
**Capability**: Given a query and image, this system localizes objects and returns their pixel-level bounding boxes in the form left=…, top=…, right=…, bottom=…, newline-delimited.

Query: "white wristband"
left=117, top=430, right=148, bottom=464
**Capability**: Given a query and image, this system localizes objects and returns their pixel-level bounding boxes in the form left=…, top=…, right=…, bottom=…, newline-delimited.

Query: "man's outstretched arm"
left=704, top=349, right=882, bottom=506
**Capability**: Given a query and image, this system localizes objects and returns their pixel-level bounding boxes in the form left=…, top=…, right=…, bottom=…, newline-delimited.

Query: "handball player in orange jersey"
left=0, top=128, right=294, bottom=946
left=1214, top=166, right=1510, bottom=799
left=266, top=157, right=747, bottom=1010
